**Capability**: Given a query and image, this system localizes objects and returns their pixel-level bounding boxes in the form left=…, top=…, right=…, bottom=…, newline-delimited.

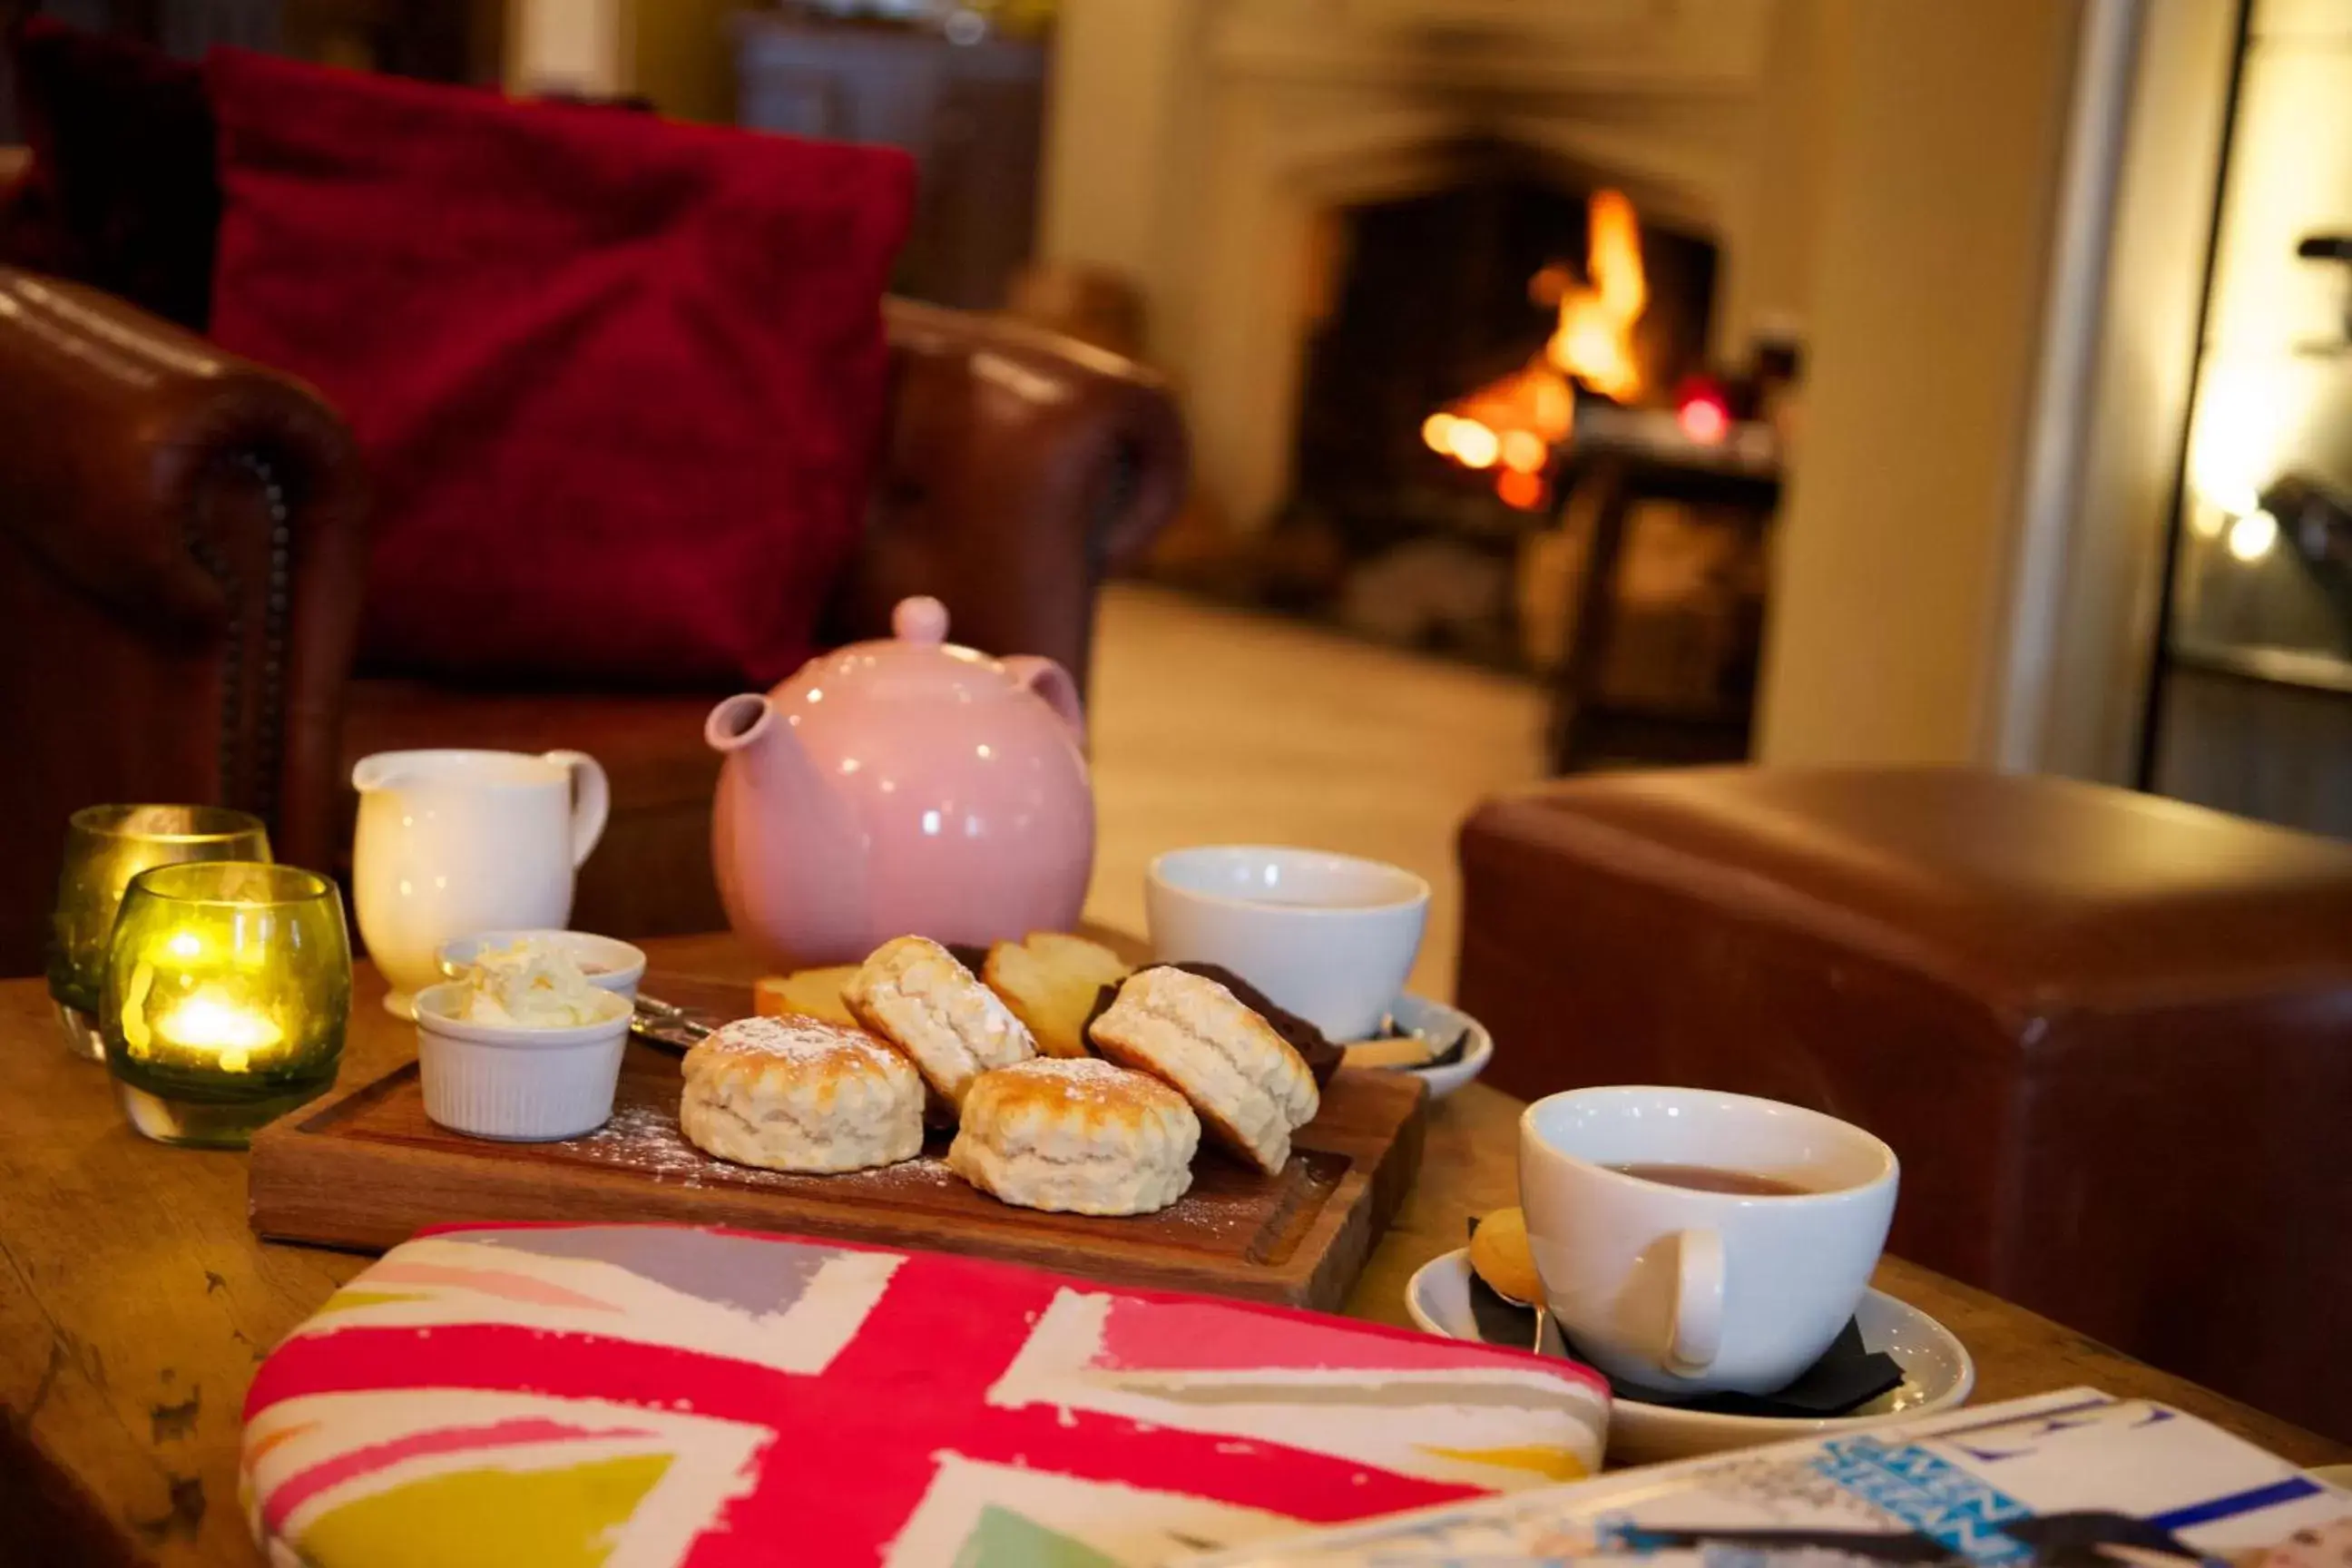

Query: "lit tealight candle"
left=44, top=805, right=270, bottom=1061
left=103, top=862, right=350, bottom=1148
left=124, top=981, right=284, bottom=1074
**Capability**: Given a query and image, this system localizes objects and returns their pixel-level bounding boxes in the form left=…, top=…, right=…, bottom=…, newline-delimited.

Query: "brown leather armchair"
left=0, top=269, right=1186, bottom=975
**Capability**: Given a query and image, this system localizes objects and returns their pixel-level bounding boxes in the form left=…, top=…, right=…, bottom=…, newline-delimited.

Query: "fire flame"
left=1539, top=189, right=1647, bottom=403
left=1422, top=189, right=1650, bottom=508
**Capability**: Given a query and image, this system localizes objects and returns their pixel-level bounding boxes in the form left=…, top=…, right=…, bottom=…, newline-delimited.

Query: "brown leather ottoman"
left=1456, top=766, right=2352, bottom=1441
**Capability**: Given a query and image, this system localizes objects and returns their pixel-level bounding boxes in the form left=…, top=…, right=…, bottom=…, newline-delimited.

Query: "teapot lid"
left=789, top=595, right=1010, bottom=701
left=890, top=596, right=953, bottom=647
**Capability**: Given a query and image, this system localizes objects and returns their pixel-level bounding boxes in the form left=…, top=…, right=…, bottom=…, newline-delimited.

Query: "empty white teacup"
left=1519, top=1086, right=1898, bottom=1396
left=1145, top=846, right=1429, bottom=1040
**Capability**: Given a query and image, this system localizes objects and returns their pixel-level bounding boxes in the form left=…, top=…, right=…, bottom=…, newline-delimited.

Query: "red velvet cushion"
left=205, top=49, right=916, bottom=687
left=0, top=18, right=220, bottom=329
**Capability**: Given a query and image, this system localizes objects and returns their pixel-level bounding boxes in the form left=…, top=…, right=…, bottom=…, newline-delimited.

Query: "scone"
left=753, top=965, right=861, bottom=1030
left=842, top=936, right=1035, bottom=1112
left=680, top=1015, right=924, bottom=1173
left=1087, top=966, right=1319, bottom=1174
left=982, top=932, right=1129, bottom=1059
left=947, top=1058, right=1200, bottom=1215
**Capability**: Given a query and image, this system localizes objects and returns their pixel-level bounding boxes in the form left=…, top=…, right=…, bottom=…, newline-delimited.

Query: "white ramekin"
left=434, top=929, right=646, bottom=1004
left=411, top=980, right=631, bottom=1141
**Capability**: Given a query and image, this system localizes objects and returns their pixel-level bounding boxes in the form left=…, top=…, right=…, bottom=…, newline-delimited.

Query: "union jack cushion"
left=241, top=1223, right=1610, bottom=1565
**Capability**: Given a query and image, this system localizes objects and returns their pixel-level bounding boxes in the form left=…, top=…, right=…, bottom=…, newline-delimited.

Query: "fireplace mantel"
left=1042, top=0, right=1803, bottom=532
left=1208, top=3, right=1771, bottom=94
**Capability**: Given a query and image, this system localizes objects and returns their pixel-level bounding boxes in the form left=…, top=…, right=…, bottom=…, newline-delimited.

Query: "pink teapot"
left=704, top=596, right=1094, bottom=965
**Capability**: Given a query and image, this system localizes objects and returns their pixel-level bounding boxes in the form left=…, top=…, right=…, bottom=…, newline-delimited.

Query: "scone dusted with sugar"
left=681, top=1016, right=924, bottom=1174
left=1088, top=966, right=1319, bottom=1174
left=983, top=932, right=1130, bottom=1058
left=948, top=1058, right=1200, bottom=1215
left=844, top=936, right=1035, bottom=1111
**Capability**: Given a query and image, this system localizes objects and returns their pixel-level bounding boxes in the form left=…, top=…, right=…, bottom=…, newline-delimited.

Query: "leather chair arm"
left=0, top=269, right=368, bottom=962
left=827, top=297, right=1189, bottom=696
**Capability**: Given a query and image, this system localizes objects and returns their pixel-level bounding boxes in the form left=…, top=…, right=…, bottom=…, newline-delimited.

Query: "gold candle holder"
left=103, top=862, right=350, bottom=1148
left=47, top=805, right=271, bottom=1060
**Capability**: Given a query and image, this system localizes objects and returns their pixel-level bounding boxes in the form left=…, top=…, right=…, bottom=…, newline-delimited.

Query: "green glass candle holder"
left=48, top=805, right=271, bottom=1061
left=103, top=862, right=350, bottom=1148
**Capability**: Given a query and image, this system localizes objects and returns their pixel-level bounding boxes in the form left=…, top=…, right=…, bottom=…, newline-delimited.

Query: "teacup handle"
left=1666, top=1228, right=1725, bottom=1374
left=542, top=750, right=610, bottom=870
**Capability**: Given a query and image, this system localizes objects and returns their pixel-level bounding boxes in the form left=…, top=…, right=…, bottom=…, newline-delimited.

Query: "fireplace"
left=1268, top=163, right=1719, bottom=659
left=1044, top=0, right=1801, bottom=666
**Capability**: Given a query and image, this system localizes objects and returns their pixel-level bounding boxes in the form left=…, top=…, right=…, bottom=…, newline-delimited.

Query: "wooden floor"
left=1080, top=584, right=1549, bottom=1001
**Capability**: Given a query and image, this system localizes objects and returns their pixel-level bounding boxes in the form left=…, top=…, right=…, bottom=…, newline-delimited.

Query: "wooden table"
left=3, top=935, right=2343, bottom=1566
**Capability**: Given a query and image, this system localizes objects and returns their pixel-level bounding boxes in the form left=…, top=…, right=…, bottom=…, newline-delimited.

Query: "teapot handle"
left=1003, top=655, right=1084, bottom=741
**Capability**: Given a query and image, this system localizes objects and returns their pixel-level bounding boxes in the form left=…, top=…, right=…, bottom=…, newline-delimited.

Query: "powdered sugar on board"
left=551, top=1088, right=1301, bottom=1237
left=561, top=1105, right=997, bottom=1198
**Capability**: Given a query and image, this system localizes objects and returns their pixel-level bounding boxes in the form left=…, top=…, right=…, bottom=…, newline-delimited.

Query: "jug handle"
left=541, top=750, right=611, bottom=869
left=1004, top=656, right=1084, bottom=741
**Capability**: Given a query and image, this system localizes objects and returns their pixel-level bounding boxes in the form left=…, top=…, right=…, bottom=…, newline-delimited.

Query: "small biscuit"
left=843, top=936, right=1035, bottom=1112
left=1088, top=966, right=1318, bottom=1174
left=680, top=1015, right=923, bottom=1173
left=753, top=965, right=862, bottom=1030
left=1341, top=1034, right=1441, bottom=1070
left=1468, top=1206, right=1544, bottom=1307
left=982, top=932, right=1130, bottom=1059
left=948, top=1057, right=1200, bottom=1215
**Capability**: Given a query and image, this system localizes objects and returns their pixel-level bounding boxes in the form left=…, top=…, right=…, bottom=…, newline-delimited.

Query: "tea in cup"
left=1518, top=1085, right=1898, bottom=1395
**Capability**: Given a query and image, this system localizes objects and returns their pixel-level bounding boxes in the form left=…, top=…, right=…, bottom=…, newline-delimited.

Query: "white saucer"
left=1346, top=995, right=1494, bottom=1101
left=1406, top=1247, right=1975, bottom=1465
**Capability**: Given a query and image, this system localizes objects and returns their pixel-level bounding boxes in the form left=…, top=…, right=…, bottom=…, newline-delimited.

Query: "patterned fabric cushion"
left=242, top=1224, right=1610, bottom=1565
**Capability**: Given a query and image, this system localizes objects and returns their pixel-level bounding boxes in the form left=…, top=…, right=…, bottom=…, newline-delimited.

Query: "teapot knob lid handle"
left=892, top=596, right=949, bottom=646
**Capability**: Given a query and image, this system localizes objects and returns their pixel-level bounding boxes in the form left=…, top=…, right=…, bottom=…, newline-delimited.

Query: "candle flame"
left=148, top=989, right=282, bottom=1073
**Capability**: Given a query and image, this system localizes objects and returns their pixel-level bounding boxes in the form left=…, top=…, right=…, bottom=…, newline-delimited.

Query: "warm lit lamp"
left=103, top=862, right=350, bottom=1148
left=47, top=806, right=271, bottom=1060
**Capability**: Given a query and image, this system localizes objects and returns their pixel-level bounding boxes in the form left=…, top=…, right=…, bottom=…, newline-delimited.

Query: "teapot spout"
left=704, top=691, right=869, bottom=964
left=706, top=692, right=779, bottom=760
left=705, top=693, right=823, bottom=804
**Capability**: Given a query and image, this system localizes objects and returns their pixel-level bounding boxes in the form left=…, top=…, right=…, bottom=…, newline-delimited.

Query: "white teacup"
left=1519, top=1086, right=1898, bottom=1396
left=1145, top=846, right=1429, bottom=1040
left=352, top=750, right=609, bottom=1017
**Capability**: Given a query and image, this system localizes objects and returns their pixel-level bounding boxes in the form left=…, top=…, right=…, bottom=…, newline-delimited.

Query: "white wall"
left=1756, top=0, right=2091, bottom=766
left=1757, top=0, right=2242, bottom=778
left=505, top=0, right=629, bottom=95
left=1712, top=0, right=1841, bottom=354
left=2000, top=0, right=2237, bottom=781
left=1037, top=0, right=1198, bottom=299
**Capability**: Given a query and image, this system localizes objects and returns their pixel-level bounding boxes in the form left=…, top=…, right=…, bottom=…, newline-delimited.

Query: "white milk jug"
left=351, top=750, right=609, bottom=1015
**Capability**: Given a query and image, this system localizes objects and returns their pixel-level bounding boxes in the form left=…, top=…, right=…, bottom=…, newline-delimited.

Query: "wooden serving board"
left=249, top=975, right=1428, bottom=1310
